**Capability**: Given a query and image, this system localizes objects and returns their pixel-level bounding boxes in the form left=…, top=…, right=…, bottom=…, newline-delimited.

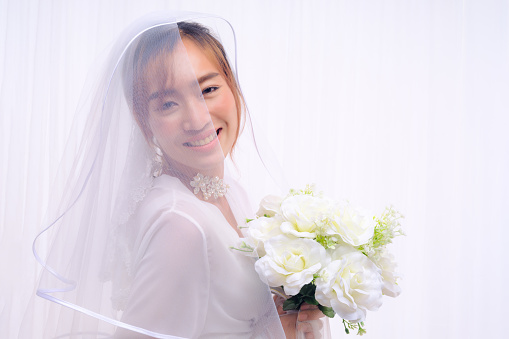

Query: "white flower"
left=327, top=203, right=375, bottom=246
left=280, top=195, right=332, bottom=238
left=256, top=194, right=283, bottom=217
left=371, top=248, right=401, bottom=297
left=315, top=246, right=383, bottom=323
left=254, top=235, right=328, bottom=296
left=244, top=215, right=284, bottom=256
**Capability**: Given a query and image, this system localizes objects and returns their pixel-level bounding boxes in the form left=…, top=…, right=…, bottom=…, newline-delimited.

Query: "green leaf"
left=318, top=305, right=335, bottom=318
left=245, top=218, right=254, bottom=223
left=300, top=283, right=316, bottom=296
left=304, top=296, right=319, bottom=305
left=283, top=297, right=301, bottom=311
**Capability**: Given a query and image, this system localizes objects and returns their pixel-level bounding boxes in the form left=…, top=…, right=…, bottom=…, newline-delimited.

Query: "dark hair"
left=123, top=21, right=244, bottom=152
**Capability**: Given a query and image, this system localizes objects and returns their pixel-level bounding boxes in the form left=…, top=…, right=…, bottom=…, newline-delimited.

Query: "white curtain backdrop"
left=1, top=0, right=508, bottom=338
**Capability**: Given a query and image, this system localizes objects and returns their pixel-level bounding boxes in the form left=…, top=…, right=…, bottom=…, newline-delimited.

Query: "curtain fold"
left=2, top=0, right=508, bottom=338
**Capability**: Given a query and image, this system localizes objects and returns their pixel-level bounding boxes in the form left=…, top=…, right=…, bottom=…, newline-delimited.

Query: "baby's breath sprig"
left=358, top=206, right=404, bottom=256
left=229, top=241, right=255, bottom=253
left=313, top=217, right=339, bottom=249
left=288, top=183, right=321, bottom=197
left=315, top=234, right=338, bottom=249
left=343, top=319, right=366, bottom=336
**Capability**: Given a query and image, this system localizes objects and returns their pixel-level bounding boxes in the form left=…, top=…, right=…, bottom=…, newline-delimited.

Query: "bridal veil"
left=24, top=12, right=286, bottom=338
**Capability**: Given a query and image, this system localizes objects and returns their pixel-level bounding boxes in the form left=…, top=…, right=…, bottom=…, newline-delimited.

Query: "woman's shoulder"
left=133, top=173, right=247, bottom=244
left=130, top=175, right=210, bottom=262
left=137, top=174, right=197, bottom=217
left=132, top=175, right=206, bottom=236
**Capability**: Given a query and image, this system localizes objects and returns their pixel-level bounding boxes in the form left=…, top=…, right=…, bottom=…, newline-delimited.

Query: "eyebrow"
left=148, top=72, right=220, bottom=101
left=197, top=72, right=220, bottom=84
left=148, top=89, right=176, bottom=101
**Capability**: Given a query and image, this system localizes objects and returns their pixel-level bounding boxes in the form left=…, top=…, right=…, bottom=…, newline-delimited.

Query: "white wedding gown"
left=115, top=174, right=285, bottom=338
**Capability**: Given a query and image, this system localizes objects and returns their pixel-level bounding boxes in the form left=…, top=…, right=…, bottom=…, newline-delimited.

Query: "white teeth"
left=187, top=132, right=217, bottom=147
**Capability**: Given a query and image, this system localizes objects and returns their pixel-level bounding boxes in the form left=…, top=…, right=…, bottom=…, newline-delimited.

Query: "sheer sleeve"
left=117, top=211, right=210, bottom=338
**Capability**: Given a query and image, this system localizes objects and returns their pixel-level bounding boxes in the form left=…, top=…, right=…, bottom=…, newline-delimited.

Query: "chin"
left=178, top=154, right=226, bottom=177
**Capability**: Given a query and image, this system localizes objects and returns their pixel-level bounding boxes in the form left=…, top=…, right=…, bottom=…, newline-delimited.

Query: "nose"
left=182, top=97, right=211, bottom=132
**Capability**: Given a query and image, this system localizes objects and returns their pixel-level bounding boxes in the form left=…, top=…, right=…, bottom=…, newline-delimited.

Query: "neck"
left=163, top=161, right=227, bottom=201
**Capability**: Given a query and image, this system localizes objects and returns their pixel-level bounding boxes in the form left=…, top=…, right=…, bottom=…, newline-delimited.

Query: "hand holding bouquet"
left=234, top=185, right=404, bottom=335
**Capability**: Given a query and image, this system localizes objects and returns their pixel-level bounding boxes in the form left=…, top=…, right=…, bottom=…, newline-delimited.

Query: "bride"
left=29, top=12, right=326, bottom=339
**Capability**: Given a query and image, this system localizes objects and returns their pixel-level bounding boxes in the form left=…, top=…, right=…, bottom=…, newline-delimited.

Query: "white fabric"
left=116, top=175, right=282, bottom=338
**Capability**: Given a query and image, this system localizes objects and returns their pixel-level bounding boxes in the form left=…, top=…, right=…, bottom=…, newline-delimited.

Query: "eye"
left=202, top=86, right=219, bottom=95
left=161, top=101, right=177, bottom=110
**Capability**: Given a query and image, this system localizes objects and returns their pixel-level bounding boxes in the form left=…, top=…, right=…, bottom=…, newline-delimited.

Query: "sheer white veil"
left=25, top=11, right=286, bottom=338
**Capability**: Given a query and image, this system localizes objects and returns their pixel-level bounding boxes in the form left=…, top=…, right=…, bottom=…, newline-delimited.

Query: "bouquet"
left=234, top=185, right=404, bottom=335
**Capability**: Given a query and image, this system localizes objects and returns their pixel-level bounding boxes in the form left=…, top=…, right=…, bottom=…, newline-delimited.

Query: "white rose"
left=315, top=246, right=383, bottom=323
left=256, top=194, right=283, bottom=217
left=371, top=249, right=401, bottom=297
left=244, top=215, right=284, bottom=256
left=280, top=195, right=332, bottom=238
left=327, top=203, right=375, bottom=246
left=254, top=235, right=328, bottom=296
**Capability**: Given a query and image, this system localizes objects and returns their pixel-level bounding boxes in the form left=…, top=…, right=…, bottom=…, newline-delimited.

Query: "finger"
left=297, top=321, right=318, bottom=339
left=300, top=303, right=318, bottom=311
left=296, top=321, right=313, bottom=333
left=301, top=318, right=324, bottom=331
left=299, top=309, right=326, bottom=321
left=279, top=312, right=298, bottom=323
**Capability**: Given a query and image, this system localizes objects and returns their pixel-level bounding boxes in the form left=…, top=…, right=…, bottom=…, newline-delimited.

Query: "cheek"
left=210, top=91, right=238, bottom=131
left=148, top=115, right=179, bottom=144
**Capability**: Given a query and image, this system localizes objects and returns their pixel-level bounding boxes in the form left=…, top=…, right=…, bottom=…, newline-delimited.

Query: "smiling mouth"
left=184, top=129, right=221, bottom=147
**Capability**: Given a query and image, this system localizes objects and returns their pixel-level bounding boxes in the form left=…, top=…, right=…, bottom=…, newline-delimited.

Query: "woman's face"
left=144, top=38, right=238, bottom=176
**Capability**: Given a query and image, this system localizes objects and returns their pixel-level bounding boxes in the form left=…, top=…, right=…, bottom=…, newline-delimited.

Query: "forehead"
left=142, top=39, right=219, bottom=94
